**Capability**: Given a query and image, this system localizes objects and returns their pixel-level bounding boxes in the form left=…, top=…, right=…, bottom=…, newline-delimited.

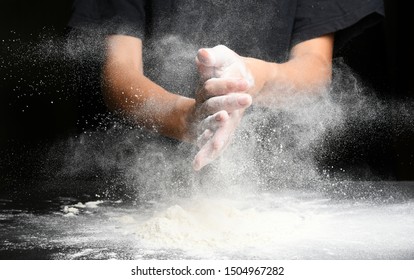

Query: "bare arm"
left=102, top=34, right=333, bottom=170
left=102, top=35, right=195, bottom=141
left=197, top=34, right=334, bottom=106
left=250, top=34, right=334, bottom=105
left=193, top=34, right=334, bottom=169
left=102, top=34, right=251, bottom=170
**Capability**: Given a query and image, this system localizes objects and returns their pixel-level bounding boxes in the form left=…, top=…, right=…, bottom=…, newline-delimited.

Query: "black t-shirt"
left=68, top=0, right=384, bottom=96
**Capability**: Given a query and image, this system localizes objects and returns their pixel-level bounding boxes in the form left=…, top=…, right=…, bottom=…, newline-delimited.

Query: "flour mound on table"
left=61, top=200, right=104, bottom=217
left=134, top=198, right=302, bottom=251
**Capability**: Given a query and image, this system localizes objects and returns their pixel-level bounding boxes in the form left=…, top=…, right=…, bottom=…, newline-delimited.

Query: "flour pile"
left=111, top=190, right=414, bottom=259
left=122, top=192, right=333, bottom=256
left=134, top=198, right=301, bottom=252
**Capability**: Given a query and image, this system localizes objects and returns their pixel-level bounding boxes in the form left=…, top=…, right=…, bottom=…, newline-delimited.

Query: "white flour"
left=62, top=200, right=104, bottom=216
left=10, top=189, right=411, bottom=259
left=114, top=192, right=414, bottom=258
left=130, top=195, right=320, bottom=252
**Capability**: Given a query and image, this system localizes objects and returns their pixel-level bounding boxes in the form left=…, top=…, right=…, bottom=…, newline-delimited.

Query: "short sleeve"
left=291, top=0, right=384, bottom=49
left=68, top=0, right=146, bottom=39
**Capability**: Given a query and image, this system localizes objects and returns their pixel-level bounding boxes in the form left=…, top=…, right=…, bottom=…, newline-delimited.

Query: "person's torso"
left=142, top=0, right=297, bottom=96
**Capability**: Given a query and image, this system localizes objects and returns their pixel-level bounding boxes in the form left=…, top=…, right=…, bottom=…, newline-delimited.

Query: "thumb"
left=197, top=45, right=235, bottom=68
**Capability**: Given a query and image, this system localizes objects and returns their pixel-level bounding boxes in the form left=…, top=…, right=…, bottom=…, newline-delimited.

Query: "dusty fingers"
left=192, top=109, right=244, bottom=171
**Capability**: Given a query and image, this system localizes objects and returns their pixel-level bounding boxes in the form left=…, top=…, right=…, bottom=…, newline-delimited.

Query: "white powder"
left=133, top=197, right=304, bottom=252
left=61, top=200, right=104, bottom=216
left=43, top=190, right=414, bottom=259
left=73, top=202, right=86, bottom=208
left=84, top=200, right=104, bottom=208
left=62, top=206, right=79, bottom=216
left=117, top=192, right=414, bottom=258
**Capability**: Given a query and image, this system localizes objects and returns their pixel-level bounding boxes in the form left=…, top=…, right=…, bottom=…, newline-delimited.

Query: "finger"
left=197, top=45, right=235, bottom=68
left=196, top=48, right=216, bottom=67
left=193, top=107, right=245, bottom=171
left=196, top=56, right=215, bottom=80
left=196, top=129, right=214, bottom=149
left=192, top=136, right=226, bottom=171
left=203, top=78, right=249, bottom=97
left=198, top=110, right=229, bottom=133
left=197, top=78, right=249, bottom=102
left=202, top=93, right=252, bottom=116
left=192, top=120, right=234, bottom=171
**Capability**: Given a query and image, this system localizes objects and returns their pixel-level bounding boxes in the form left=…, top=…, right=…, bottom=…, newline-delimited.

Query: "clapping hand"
left=192, top=45, right=254, bottom=170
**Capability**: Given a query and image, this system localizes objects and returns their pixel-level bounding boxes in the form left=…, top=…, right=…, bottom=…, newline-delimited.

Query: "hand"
left=192, top=45, right=254, bottom=170
left=191, top=93, right=251, bottom=170
left=196, top=45, right=254, bottom=99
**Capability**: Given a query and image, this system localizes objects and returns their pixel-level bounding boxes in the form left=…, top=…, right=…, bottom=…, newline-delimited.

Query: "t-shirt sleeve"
left=67, top=0, right=146, bottom=39
left=291, top=0, right=384, bottom=49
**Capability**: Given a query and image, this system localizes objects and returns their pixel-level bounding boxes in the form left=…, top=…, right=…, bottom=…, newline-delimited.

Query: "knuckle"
left=212, top=139, right=223, bottom=151
left=204, top=80, right=214, bottom=94
left=226, top=95, right=236, bottom=109
left=204, top=100, right=214, bottom=113
left=225, top=80, right=235, bottom=91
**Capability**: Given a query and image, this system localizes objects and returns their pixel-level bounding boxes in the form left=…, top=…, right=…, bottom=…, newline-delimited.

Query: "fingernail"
left=215, top=111, right=228, bottom=121
left=197, top=49, right=209, bottom=64
left=238, top=95, right=252, bottom=106
left=198, top=49, right=215, bottom=66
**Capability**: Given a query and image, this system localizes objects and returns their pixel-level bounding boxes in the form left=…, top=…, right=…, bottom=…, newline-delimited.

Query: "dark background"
left=0, top=0, right=413, bottom=183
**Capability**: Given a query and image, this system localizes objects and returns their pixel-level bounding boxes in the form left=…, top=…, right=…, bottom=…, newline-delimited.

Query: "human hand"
left=191, top=93, right=251, bottom=170
left=196, top=45, right=254, bottom=99
left=192, top=45, right=254, bottom=170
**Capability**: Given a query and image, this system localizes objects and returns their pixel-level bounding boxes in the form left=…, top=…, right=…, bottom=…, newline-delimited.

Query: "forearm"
left=246, top=56, right=331, bottom=105
left=101, top=35, right=198, bottom=142
left=102, top=62, right=195, bottom=142
left=244, top=34, right=334, bottom=106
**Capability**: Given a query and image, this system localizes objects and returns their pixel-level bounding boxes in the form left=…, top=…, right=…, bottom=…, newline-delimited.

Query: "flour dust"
left=2, top=26, right=414, bottom=259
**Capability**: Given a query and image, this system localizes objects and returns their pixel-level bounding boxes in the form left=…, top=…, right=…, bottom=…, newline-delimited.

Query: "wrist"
left=174, top=97, right=197, bottom=143
left=243, top=57, right=275, bottom=97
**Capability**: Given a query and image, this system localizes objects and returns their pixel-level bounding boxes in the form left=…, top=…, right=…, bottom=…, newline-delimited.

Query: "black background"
left=0, top=0, right=413, bottom=182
